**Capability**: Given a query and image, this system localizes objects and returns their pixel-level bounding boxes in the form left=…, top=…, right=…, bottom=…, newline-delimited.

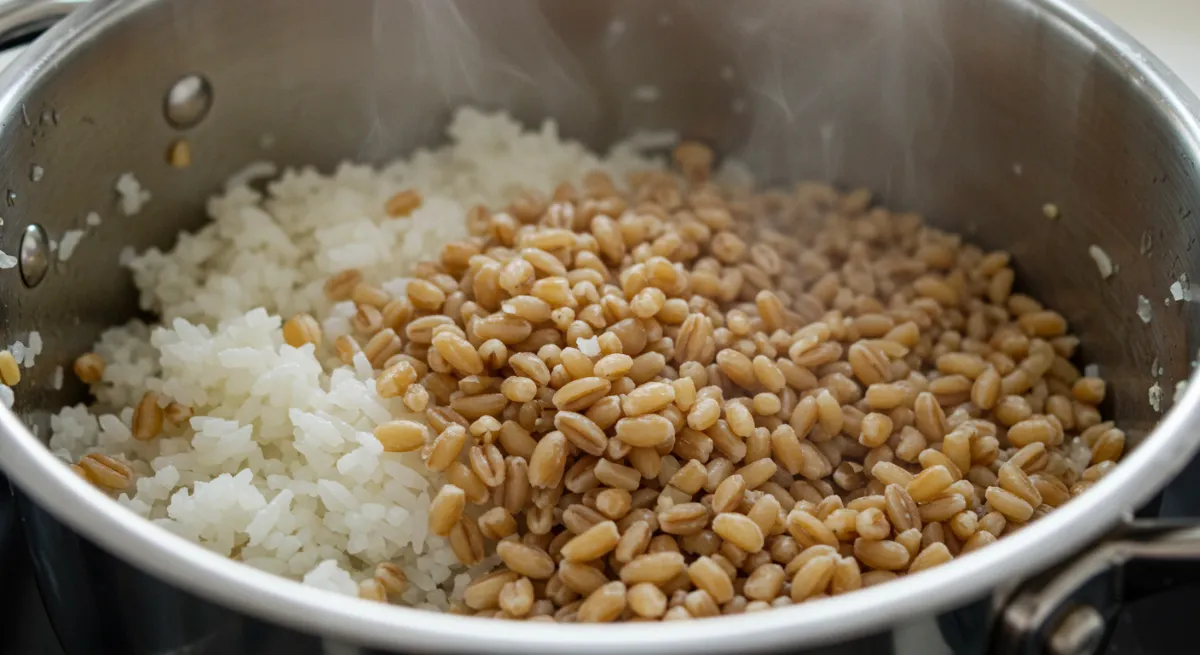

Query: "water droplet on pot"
left=164, top=74, right=214, bottom=129
left=19, top=223, right=49, bottom=288
left=30, top=165, right=44, bottom=182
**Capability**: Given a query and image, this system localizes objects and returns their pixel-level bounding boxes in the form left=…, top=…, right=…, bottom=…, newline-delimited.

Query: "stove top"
left=1, top=479, right=63, bottom=655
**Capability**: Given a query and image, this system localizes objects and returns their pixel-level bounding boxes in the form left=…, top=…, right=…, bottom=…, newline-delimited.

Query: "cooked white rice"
left=115, top=172, right=152, bottom=216
left=48, top=109, right=667, bottom=607
left=59, top=229, right=85, bottom=261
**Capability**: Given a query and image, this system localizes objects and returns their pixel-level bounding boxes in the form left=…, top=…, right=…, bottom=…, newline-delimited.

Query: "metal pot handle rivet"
left=1046, top=606, right=1105, bottom=655
left=991, top=520, right=1200, bottom=654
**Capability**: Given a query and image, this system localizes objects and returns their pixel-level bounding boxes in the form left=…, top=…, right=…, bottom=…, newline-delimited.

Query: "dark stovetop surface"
left=1, top=479, right=63, bottom=655
left=5, top=454, right=1200, bottom=655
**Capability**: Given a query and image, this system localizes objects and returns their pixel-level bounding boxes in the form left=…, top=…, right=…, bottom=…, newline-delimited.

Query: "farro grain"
left=595, top=459, right=642, bottom=491
left=669, top=459, right=709, bottom=496
left=713, top=512, right=766, bottom=553
left=446, top=462, right=490, bottom=504
left=855, top=507, right=891, bottom=541
left=748, top=494, right=782, bottom=534
left=429, top=485, right=466, bottom=536
left=918, top=450, right=962, bottom=481
left=1090, top=428, right=1125, bottom=464
left=998, top=462, right=1043, bottom=506
left=562, top=503, right=606, bottom=534
left=373, top=420, right=428, bottom=453
left=884, top=484, right=922, bottom=533
left=323, top=268, right=362, bottom=301
left=72, top=352, right=105, bottom=384
left=561, top=520, right=621, bottom=562
left=853, top=538, right=910, bottom=571
left=385, top=188, right=422, bottom=217
left=615, top=414, right=676, bottom=448
left=909, top=542, right=953, bottom=573
left=283, top=314, right=322, bottom=348
left=917, top=494, right=967, bottom=523
left=554, top=411, right=607, bottom=456
left=859, top=412, right=893, bottom=448
left=620, top=551, right=687, bottom=585
left=247, top=156, right=1129, bottom=622
left=498, top=577, right=535, bottom=617
left=737, top=458, right=778, bottom=490
left=478, top=506, right=518, bottom=540
left=688, top=556, right=735, bottom=604
left=961, top=530, right=998, bottom=554
left=496, top=540, right=556, bottom=579
left=948, top=510, right=978, bottom=541
left=786, top=509, right=838, bottom=548
left=529, top=431, right=568, bottom=489
left=596, top=488, right=633, bottom=520
left=132, top=391, right=165, bottom=441
left=78, top=452, right=133, bottom=490
left=684, top=589, right=720, bottom=618
left=426, top=425, right=467, bottom=472
left=464, top=570, right=520, bottom=610
left=469, top=443, right=506, bottom=487
left=402, top=384, right=430, bottom=412
left=985, top=486, right=1035, bottom=522
left=815, top=389, right=843, bottom=435
left=627, top=582, right=668, bottom=618
left=860, top=571, right=899, bottom=587
left=871, top=461, right=915, bottom=487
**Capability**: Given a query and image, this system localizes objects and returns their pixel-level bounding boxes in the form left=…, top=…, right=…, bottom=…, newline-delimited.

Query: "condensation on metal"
left=19, top=223, right=48, bottom=288
left=163, top=73, right=213, bottom=129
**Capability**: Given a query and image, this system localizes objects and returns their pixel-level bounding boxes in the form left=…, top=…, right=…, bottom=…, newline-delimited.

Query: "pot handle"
left=989, top=519, right=1200, bottom=655
left=0, top=0, right=86, bottom=51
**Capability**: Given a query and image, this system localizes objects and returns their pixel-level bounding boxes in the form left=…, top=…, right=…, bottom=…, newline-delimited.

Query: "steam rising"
left=359, top=0, right=597, bottom=161
left=358, top=0, right=954, bottom=200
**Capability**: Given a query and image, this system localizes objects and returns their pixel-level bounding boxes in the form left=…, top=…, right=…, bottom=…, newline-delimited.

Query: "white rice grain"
left=1088, top=245, right=1114, bottom=279
left=60, top=229, right=85, bottom=261
left=116, top=173, right=151, bottom=216
left=1170, top=273, right=1191, bottom=302
left=224, top=161, right=279, bottom=192
left=1137, top=295, right=1153, bottom=324
left=49, top=109, right=666, bottom=608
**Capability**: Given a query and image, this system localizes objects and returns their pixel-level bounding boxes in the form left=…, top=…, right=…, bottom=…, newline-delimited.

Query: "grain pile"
left=330, top=142, right=1121, bottom=620
left=44, top=110, right=665, bottom=608
left=34, top=109, right=1124, bottom=621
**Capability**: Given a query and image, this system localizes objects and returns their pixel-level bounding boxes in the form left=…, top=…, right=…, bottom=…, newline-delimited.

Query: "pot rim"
left=2, top=0, right=1200, bottom=652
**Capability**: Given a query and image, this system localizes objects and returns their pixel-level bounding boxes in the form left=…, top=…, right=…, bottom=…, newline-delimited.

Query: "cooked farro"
left=60, top=135, right=1124, bottom=621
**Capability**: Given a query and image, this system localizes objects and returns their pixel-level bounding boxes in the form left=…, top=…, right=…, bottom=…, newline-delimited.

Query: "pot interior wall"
left=1, top=0, right=1197, bottom=451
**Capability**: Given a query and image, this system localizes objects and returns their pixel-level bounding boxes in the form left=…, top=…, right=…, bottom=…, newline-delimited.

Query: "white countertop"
left=1088, top=0, right=1200, bottom=92
left=0, top=1, right=1194, bottom=89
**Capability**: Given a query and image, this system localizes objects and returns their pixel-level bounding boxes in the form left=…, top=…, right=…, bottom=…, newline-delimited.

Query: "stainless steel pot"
left=2, top=0, right=1200, bottom=653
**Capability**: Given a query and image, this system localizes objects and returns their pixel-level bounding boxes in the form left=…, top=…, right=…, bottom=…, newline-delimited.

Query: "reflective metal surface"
left=994, top=521, right=1200, bottom=654
left=1, top=0, right=1200, bottom=653
left=19, top=222, right=49, bottom=288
